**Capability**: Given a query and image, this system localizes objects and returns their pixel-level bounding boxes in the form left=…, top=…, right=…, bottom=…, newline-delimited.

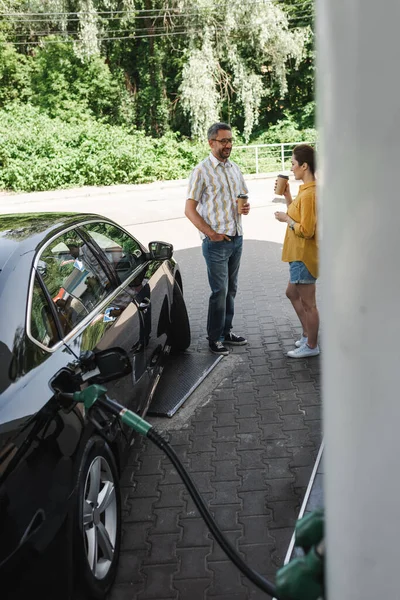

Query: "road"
left=0, top=174, right=301, bottom=251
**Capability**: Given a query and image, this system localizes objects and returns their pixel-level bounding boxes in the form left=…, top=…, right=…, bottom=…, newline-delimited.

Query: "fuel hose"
left=74, top=388, right=279, bottom=598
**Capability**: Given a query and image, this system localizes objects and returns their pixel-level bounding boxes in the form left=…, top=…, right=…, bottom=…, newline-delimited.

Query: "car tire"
left=169, top=283, right=191, bottom=352
left=74, top=436, right=121, bottom=599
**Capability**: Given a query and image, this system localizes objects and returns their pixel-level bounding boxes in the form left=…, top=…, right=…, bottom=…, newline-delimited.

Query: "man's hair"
left=207, top=122, right=232, bottom=141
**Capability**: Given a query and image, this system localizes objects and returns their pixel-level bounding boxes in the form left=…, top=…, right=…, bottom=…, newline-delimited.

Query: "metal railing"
left=234, top=141, right=316, bottom=175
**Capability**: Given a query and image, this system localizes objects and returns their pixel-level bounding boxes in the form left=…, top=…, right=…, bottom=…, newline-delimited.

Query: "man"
left=185, top=122, right=250, bottom=356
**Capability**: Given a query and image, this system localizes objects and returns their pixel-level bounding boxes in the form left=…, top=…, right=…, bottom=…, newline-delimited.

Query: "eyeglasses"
left=211, top=138, right=234, bottom=146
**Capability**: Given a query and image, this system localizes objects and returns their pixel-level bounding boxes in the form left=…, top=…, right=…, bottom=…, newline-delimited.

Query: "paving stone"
left=121, top=521, right=152, bottom=552
left=189, top=452, right=214, bottom=473
left=289, top=447, right=318, bottom=468
left=283, top=429, right=314, bottom=448
left=208, top=531, right=243, bottom=562
left=265, top=440, right=293, bottom=458
left=291, top=465, right=314, bottom=488
left=115, top=552, right=147, bottom=584
left=214, top=426, right=238, bottom=441
left=237, top=418, right=262, bottom=434
left=267, top=500, right=301, bottom=529
left=192, top=405, right=215, bottom=422
left=294, top=381, right=320, bottom=394
left=212, top=459, right=241, bottom=482
left=298, top=392, right=320, bottom=406
left=192, top=421, right=217, bottom=436
left=125, top=497, right=158, bottom=523
left=175, top=547, right=212, bottom=580
left=277, top=400, right=303, bottom=415
left=138, top=565, right=178, bottom=599
left=174, top=580, right=210, bottom=599
left=237, top=468, right=268, bottom=492
left=239, top=449, right=267, bottom=470
left=215, top=411, right=238, bottom=426
left=303, top=404, right=321, bottom=421
left=154, top=484, right=186, bottom=508
left=239, top=490, right=270, bottom=516
left=176, top=518, right=211, bottom=547
left=236, top=391, right=261, bottom=405
left=206, top=561, right=244, bottom=596
left=280, top=414, right=308, bottom=431
left=143, top=533, right=180, bottom=565
left=236, top=404, right=259, bottom=419
left=236, top=433, right=265, bottom=450
left=152, top=507, right=181, bottom=534
left=266, top=478, right=296, bottom=502
left=258, top=408, right=283, bottom=423
left=238, top=542, right=276, bottom=577
left=239, top=515, right=275, bottom=544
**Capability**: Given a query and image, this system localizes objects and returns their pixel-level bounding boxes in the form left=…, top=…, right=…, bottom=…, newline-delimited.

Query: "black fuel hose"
left=147, top=427, right=279, bottom=598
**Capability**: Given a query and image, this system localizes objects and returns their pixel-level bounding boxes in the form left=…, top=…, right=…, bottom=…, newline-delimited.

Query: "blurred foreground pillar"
left=317, top=1, right=400, bottom=598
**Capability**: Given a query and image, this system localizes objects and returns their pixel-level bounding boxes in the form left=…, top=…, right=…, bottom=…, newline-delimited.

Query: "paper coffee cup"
left=237, top=195, right=248, bottom=214
left=275, top=174, right=289, bottom=195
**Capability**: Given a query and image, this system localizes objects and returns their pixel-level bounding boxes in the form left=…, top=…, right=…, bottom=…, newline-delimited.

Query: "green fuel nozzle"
left=72, top=384, right=152, bottom=436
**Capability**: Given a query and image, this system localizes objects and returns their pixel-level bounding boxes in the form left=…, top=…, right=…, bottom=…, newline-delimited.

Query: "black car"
left=0, top=213, right=190, bottom=600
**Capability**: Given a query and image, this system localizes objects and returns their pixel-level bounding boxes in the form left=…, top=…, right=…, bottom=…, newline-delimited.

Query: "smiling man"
left=184, top=122, right=250, bottom=356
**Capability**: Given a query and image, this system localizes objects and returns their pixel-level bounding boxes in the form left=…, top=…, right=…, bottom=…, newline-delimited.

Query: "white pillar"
left=317, top=1, right=400, bottom=598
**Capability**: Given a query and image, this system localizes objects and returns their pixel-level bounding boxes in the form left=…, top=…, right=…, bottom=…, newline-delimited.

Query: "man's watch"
left=289, top=219, right=295, bottom=230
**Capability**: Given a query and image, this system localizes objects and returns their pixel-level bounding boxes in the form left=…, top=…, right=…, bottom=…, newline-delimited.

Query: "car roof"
left=0, top=212, right=106, bottom=271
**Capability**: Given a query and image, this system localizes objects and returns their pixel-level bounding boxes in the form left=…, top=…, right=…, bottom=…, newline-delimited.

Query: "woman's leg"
left=286, top=282, right=308, bottom=336
left=296, top=284, right=319, bottom=348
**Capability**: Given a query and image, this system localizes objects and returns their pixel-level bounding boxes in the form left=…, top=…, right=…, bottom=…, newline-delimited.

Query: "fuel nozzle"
left=72, top=384, right=152, bottom=435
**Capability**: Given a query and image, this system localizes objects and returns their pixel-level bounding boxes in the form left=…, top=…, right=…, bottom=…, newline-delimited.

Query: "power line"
left=0, top=1, right=313, bottom=17
left=0, top=1, right=314, bottom=19
left=0, top=30, right=192, bottom=45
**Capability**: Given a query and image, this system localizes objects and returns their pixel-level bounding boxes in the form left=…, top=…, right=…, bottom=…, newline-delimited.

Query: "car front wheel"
left=169, top=283, right=191, bottom=352
left=74, top=436, right=121, bottom=599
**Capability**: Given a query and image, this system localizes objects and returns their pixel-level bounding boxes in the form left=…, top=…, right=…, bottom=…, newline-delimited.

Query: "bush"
left=0, top=103, right=207, bottom=192
left=0, top=103, right=316, bottom=192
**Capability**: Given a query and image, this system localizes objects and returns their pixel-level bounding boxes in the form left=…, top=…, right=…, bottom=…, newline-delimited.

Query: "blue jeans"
left=202, top=235, right=243, bottom=342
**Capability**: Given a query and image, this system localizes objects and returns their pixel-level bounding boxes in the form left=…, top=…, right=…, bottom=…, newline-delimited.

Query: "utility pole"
left=318, top=1, right=400, bottom=598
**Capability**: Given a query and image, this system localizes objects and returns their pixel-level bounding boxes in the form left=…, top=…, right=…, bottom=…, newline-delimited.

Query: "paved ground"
left=1, top=175, right=321, bottom=600
left=109, top=240, right=322, bottom=600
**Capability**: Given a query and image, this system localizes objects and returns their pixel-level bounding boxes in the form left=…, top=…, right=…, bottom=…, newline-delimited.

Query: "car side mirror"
left=145, top=241, right=173, bottom=261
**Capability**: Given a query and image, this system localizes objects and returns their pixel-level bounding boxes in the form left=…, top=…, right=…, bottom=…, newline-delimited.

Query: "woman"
left=274, top=144, right=319, bottom=358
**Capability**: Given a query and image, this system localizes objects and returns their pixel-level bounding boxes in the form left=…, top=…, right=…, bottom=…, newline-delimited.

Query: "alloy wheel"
left=82, top=456, right=118, bottom=580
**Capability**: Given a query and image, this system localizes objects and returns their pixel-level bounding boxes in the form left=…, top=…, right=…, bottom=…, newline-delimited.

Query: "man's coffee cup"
left=237, top=194, right=248, bottom=214
left=275, top=174, right=289, bottom=196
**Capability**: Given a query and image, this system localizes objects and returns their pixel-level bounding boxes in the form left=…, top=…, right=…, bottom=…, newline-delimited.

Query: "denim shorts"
left=289, top=261, right=317, bottom=284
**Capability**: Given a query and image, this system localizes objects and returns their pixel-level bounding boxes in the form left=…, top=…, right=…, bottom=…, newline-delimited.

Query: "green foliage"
left=0, top=103, right=207, bottom=191
left=29, top=37, right=129, bottom=123
left=0, top=34, right=32, bottom=106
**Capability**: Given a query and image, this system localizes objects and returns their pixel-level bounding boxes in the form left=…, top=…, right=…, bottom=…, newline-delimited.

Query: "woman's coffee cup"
left=237, top=194, right=248, bottom=214
left=275, top=174, right=289, bottom=195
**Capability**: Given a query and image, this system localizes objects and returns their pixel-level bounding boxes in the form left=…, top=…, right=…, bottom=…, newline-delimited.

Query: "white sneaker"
left=287, top=344, right=320, bottom=358
left=295, top=335, right=308, bottom=348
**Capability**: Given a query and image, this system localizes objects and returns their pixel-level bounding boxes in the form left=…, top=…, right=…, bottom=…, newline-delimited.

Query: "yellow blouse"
left=281, top=181, right=318, bottom=278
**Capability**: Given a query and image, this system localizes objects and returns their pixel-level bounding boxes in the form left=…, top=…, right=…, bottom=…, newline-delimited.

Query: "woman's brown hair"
left=293, top=144, right=316, bottom=176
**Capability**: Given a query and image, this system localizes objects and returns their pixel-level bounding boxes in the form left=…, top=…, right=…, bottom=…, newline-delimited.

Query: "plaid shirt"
left=187, top=153, right=248, bottom=239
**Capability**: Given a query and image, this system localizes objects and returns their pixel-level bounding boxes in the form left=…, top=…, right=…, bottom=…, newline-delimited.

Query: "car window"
left=82, top=223, right=143, bottom=283
left=38, top=230, right=111, bottom=336
left=30, top=275, right=59, bottom=347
